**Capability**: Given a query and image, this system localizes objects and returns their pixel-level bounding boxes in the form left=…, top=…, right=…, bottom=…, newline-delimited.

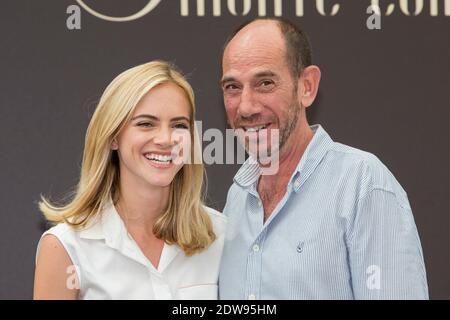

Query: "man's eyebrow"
left=220, top=71, right=278, bottom=86
left=254, top=70, right=277, bottom=78
left=220, top=76, right=236, bottom=86
left=131, top=114, right=190, bottom=122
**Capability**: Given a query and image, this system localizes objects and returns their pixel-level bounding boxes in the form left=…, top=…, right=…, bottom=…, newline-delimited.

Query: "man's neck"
left=258, top=122, right=314, bottom=222
left=260, top=123, right=314, bottom=188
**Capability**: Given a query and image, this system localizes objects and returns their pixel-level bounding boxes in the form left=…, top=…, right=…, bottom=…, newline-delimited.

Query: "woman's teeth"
left=144, top=153, right=172, bottom=163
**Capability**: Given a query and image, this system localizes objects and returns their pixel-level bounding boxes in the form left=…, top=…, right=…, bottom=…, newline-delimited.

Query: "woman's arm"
left=33, top=234, right=79, bottom=300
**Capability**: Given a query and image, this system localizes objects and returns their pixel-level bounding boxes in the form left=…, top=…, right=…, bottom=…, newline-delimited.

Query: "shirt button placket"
left=245, top=195, right=265, bottom=300
left=246, top=232, right=265, bottom=300
left=150, top=272, right=172, bottom=300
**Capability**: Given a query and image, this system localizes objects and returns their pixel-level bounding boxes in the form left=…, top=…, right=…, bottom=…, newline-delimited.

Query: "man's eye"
left=260, top=80, right=274, bottom=87
left=224, top=84, right=239, bottom=91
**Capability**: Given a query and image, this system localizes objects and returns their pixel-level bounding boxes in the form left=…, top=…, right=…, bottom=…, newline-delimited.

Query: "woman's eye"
left=137, top=122, right=154, bottom=128
left=174, top=123, right=189, bottom=129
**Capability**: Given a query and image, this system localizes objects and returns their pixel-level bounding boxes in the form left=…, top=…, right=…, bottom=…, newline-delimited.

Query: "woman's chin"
left=145, top=179, right=173, bottom=188
left=141, top=172, right=177, bottom=188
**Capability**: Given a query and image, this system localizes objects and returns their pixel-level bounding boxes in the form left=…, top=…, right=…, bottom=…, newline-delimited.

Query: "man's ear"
left=298, top=65, right=321, bottom=108
left=111, top=139, right=118, bottom=150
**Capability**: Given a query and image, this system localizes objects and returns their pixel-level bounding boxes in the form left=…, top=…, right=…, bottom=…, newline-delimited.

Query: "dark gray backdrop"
left=1, top=0, right=449, bottom=299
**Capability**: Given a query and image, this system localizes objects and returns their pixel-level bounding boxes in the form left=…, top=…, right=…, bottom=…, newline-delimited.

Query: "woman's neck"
left=116, top=177, right=170, bottom=236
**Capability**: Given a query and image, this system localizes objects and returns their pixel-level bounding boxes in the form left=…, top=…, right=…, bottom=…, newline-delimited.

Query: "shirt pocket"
left=176, top=284, right=218, bottom=300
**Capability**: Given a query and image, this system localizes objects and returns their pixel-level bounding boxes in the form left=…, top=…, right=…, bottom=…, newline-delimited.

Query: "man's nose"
left=238, top=87, right=262, bottom=118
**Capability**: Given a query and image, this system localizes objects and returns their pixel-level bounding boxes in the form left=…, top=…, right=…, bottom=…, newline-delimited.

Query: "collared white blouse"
left=36, top=200, right=227, bottom=299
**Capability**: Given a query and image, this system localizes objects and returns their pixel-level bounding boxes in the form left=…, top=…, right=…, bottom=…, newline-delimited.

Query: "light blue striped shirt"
left=219, top=125, right=428, bottom=300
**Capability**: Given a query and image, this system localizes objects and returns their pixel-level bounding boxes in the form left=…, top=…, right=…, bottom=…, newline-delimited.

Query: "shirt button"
left=257, top=200, right=262, bottom=207
left=248, top=294, right=256, bottom=300
left=294, top=180, right=301, bottom=189
left=252, top=244, right=260, bottom=252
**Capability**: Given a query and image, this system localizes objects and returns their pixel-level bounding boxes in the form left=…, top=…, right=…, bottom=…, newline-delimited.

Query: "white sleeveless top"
left=36, top=200, right=227, bottom=300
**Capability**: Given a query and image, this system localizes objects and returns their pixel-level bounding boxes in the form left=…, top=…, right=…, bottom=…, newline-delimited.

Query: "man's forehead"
left=225, top=46, right=283, bottom=66
left=221, top=67, right=279, bottom=83
left=225, top=25, right=284, bottom=57
left=222, top=44, right=287, bottom=81
left=223, top=22, right=286, bottom=69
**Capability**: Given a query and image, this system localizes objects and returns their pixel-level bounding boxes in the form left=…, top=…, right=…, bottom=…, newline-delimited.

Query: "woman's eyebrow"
left=170, top=116, right=190, bottom=122
left=131, top=114, right=159, bottom=121
left=131, top=114, right=190, bottom=122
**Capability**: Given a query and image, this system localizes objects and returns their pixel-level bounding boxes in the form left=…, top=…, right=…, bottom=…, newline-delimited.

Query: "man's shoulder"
left=327, top=142, right=388, bottom=174
left=225, top=181, right=246, bottom=201
left=329, top=142, right=381, bottom=165
left=327, top=142, right=407, bottom=199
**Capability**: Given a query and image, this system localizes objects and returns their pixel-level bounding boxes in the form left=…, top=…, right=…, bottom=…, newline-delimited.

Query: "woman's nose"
left=153, top=126, right=173, bottom=146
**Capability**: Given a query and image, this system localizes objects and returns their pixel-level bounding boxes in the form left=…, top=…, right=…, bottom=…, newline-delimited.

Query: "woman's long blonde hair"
left=39, top=61, right=215, bottom=256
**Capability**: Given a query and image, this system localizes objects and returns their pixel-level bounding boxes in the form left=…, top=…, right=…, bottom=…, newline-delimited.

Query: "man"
left=218, top=18, right=428, bottom=299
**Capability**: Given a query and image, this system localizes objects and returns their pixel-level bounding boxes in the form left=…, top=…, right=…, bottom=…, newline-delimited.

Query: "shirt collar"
left=78, top=199, right=117, bottom=241
left=233, top=124, right=334, bottom=192
left=78, top=198, right=181, bottom=272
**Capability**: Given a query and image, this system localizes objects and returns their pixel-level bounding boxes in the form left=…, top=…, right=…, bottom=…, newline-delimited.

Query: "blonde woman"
left=34, top=61, right=226, bottom=300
